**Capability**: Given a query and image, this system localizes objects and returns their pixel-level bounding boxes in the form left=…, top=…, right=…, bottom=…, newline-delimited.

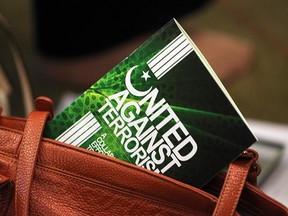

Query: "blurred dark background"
left=0, top=0, right=288, bottom=124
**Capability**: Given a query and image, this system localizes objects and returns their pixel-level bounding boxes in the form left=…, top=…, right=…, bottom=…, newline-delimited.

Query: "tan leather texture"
left=0, top=97, right=287, bottom=216
left=213, top=150, right=256, bottom=216
left=15, top=111, right=51, bottom=215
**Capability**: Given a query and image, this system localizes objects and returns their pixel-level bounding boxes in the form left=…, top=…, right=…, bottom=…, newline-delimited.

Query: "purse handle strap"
left=15, top=97, right=53, bottom=216
left=213, top=149, right=259, bottom=216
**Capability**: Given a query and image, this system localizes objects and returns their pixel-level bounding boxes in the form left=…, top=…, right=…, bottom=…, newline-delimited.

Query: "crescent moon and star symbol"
left=125, top=65, right=153, bottom=97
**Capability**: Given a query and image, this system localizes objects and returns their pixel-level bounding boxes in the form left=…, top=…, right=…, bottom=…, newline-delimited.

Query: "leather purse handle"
left=0, top=13, right=34, bottom=116
left=213, top=149, right=259, bottom=216
left=15, top=97, right=53, bottom=216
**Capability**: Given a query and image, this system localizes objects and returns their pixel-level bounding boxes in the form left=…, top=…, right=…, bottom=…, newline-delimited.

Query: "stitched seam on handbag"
left=0, top=150, right=16, bottom=157
left=35, top=165, right=207, bottom=215
left=0, top=116, right=26, bottom=122
left=38, top=160, right=213, bottom=211
left=0, top=117, right=26, bottom=130
left=0, top=152, right=17, bottom=163
left=0, top=127, right=22, bottom=156
left=42, top=138, right=216, bottom=202
left=0, top=126, right=23, bottom=134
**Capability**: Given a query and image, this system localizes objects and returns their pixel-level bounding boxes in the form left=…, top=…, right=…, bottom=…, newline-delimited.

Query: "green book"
left=44, top=18, right=257, bottom=188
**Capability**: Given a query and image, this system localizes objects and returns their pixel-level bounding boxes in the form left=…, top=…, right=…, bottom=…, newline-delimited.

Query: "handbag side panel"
left=0, top=119, right=218, bottom=216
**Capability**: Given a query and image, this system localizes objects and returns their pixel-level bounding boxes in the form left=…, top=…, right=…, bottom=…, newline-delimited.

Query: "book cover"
left=44, top=19, right=257, bottom=188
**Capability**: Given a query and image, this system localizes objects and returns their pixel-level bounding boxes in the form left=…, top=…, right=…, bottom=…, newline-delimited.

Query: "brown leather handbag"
left=0, top=96, right=287, bottom=215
